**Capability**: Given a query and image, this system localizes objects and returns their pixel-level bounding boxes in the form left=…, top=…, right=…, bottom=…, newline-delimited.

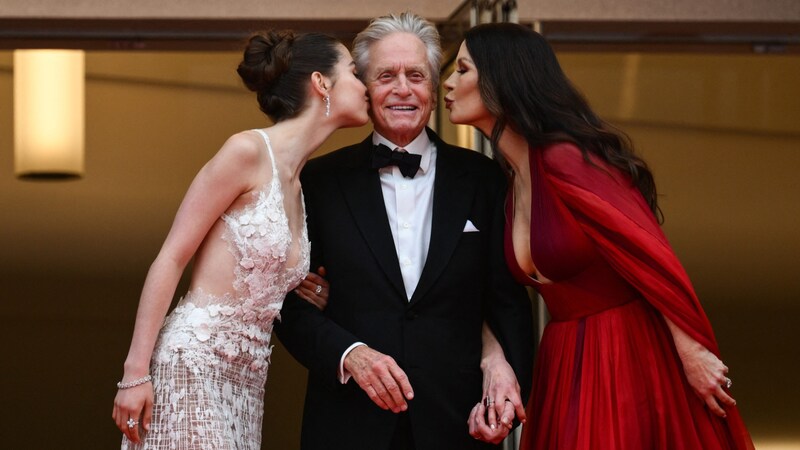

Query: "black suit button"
left=405, top=311, right=418, bottom=320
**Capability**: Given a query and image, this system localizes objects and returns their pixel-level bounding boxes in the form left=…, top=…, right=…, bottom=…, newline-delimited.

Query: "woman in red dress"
left=444, top=22, right=754, bottom=450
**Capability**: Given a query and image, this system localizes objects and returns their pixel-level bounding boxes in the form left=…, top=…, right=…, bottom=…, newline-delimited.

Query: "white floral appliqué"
left=124, top=136, right=310, bottom=450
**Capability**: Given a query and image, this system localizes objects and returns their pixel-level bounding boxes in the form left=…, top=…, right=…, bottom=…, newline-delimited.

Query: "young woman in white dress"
left=112, top=30, right=368, bottom=449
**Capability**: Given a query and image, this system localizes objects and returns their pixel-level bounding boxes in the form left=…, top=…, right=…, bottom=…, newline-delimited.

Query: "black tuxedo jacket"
left=276, top=129, right=534, bottom=450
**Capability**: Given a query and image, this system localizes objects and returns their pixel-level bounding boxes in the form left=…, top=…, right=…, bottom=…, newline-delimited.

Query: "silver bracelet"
left=116, top=374, right=152, bottom=390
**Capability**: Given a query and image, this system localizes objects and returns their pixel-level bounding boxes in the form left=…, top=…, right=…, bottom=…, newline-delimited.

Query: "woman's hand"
left=112, top=382, right=154, bottom=443
left=678, top=342, right=736, bottom=417
left=480, top=353, right=525, bottom=430
left=473, top=321, right=526, bottom=441
left=294, top=266, right=329, bottom=310
left=468, top=400, right=512, bottom=444
left=664, top=317, right=736, bottom=418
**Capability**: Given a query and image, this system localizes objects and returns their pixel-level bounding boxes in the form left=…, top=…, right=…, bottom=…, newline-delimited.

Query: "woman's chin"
left=343, top=114, right=370, bottom=128
left=446, top=111, right=465, bottom=126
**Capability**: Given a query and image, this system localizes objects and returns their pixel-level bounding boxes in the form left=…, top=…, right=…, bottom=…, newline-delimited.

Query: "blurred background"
left=1, top=1, right=799, bottom=448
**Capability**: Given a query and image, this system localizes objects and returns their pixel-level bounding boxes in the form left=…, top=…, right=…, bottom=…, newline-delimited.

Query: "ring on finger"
left=314, top=284, right=323, bottom=295
left=724, top=377, right=732, bottom=389
left=127, top=418, right=138, bottom=429
left=483, top=396, right=494, bottom=407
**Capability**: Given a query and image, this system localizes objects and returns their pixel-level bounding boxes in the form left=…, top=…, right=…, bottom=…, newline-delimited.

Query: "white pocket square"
left=463, top=220, right=480, bottom=233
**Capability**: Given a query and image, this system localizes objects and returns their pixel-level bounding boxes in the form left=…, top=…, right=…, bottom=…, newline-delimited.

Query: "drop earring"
left=324, top=95, right=331, bottom=117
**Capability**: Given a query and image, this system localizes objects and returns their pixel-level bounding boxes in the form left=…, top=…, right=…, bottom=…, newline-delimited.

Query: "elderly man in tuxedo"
left=276, top=12, right=534, bottom=450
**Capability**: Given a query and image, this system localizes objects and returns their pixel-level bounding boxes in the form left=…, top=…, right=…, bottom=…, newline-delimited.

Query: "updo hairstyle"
left=237, top=30, right=341, bottom=122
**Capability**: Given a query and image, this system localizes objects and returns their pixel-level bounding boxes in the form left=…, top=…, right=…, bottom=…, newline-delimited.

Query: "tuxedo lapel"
left=410, top=137, right=477, bottom=307
left=337, top=137, right=407, bottom=300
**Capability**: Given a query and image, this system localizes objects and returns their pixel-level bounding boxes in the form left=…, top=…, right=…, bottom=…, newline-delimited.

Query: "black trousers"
left=389, top=413, right=415, bottom=450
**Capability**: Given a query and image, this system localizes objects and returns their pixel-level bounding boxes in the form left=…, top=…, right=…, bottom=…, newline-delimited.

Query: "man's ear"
left=311, top=71, right=329, bottom=97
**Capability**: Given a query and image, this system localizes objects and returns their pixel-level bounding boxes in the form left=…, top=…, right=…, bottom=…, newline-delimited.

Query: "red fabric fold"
left=510, top=142, right=753, bottom=450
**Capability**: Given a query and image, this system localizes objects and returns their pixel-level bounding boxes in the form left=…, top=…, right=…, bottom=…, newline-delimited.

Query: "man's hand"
left=343, top=345, right=414, bottom=413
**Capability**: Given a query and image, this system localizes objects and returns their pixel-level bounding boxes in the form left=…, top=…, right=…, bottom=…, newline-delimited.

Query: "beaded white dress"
left=123, top=129, right=309, bottom=450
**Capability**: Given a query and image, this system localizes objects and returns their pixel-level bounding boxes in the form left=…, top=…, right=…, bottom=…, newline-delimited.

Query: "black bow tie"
left=371, top=144, right=422, bottom=178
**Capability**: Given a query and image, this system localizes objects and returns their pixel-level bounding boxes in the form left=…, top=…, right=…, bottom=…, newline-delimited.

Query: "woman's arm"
left=112, top=133, right=260, bottom=442
left=664, top=316, right=736, bottom=417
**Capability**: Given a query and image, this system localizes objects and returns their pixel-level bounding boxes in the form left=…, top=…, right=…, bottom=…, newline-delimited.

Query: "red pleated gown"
left=507, top=143, right=754, bottom=450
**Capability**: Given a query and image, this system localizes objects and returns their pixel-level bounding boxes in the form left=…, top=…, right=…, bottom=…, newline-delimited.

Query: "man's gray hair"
left=352, top=11, right=443, bottom=88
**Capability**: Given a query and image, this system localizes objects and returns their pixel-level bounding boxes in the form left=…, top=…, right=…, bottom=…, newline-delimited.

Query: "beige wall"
left=2, top=41, right=800, bottom=450
left=2, top=0, right=798, bottom=22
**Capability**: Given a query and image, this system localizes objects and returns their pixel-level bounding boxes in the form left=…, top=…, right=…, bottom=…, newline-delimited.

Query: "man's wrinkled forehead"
left=365, top=33, right=430, bottom=75
left=369, top=61, right=430, bottom=78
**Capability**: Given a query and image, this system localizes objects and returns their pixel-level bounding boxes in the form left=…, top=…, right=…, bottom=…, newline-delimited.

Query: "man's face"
left=364, top=32, right=435, bottom=147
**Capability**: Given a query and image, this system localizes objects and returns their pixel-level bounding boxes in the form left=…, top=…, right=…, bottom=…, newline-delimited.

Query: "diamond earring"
left=324, top=95, right=331, bottom=117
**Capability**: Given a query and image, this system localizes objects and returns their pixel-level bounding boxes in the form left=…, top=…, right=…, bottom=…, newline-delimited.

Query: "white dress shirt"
left=374, top=131, right=436, bottom=299
left=338, top=131, right=437, bottom=383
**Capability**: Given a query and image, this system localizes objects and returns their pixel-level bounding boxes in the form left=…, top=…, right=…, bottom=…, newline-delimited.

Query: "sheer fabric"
left=508, top=143, right=753, bottom=450
left=123, top=130, right=309, bottom=449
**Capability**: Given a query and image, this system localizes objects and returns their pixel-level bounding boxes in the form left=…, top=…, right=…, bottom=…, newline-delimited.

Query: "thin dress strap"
left=252, top=129, right=278, bottom=178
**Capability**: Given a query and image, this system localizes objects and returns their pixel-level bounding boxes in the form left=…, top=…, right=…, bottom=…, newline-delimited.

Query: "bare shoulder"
left=209, top=130, right=270, bottom=174
left=197, top=130, right=270, bottom=192
left=216, top=130, right=266, bottom=166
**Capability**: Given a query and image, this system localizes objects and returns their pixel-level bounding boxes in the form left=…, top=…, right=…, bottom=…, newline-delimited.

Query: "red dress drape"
left=507, top=143, right=753, bottom=450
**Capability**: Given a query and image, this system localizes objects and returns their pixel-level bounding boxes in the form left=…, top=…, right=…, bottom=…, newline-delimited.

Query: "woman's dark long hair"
left=464, top=23, right=662, bottom=221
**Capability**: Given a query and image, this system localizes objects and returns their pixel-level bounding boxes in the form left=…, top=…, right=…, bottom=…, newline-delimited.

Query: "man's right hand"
left=343, top=345, right=414, bottom=413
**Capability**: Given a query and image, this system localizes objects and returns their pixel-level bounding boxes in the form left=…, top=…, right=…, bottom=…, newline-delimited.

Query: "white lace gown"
left=123, top=129, right=309, bottom=450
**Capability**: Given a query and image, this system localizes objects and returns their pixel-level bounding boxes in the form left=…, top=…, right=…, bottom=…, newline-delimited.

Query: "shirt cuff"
left=338, top=342, right=367, bottom=384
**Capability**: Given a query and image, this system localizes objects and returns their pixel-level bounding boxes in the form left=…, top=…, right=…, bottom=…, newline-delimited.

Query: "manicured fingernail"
left=490, top=424, right=496, bottom=430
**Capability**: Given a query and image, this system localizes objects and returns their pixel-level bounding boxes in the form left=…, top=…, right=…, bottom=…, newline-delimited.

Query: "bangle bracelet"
left=117, top=374, right=152, bottom=390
